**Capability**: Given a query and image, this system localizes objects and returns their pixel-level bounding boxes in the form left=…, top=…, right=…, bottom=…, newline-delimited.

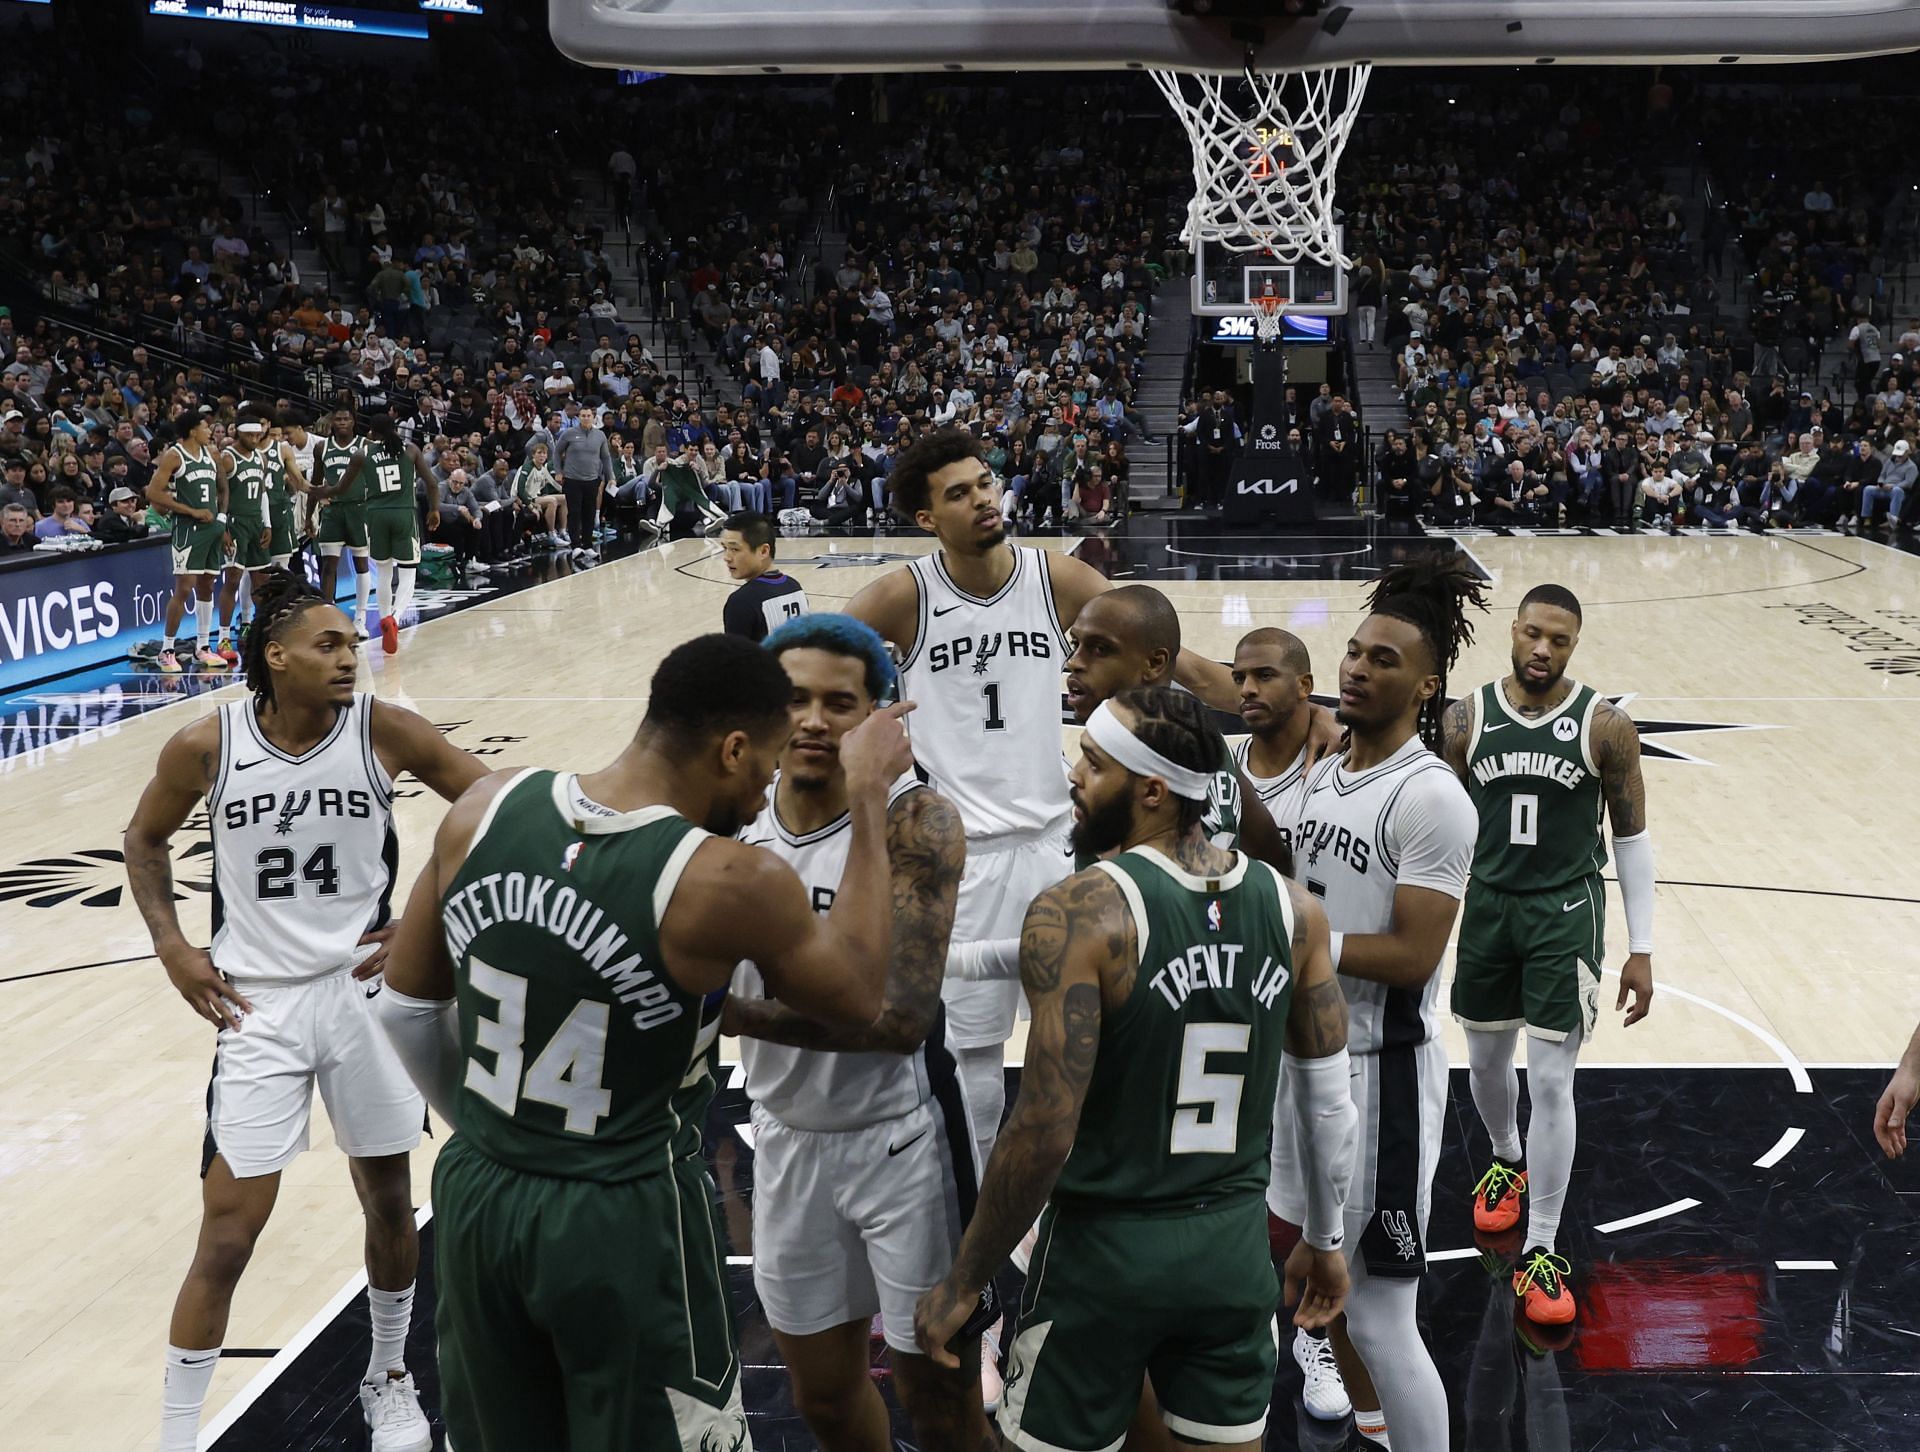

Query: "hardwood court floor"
left=2, top=522, right=1917, bottom=1449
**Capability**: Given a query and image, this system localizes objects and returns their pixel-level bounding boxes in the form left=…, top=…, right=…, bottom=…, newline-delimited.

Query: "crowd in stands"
left=1346, top=74, right=1920, bottom=531
left=2, top=13, right=1916, bottom=577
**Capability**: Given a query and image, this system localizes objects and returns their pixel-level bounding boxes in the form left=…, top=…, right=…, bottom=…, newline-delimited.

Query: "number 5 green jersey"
left=439, top=768, right=724, bottom=1182
left=1463, top=680, right=1608, bottom=893
left=1049, top=846, right=1296, bottom=1215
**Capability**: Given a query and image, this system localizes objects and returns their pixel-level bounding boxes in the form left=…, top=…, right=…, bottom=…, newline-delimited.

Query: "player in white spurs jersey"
left=1230, top=627, right=1318, bottom=856
left=124, top=570, right=490, bottom=1452
left=847, top=428, right=1329, bottom=1167
left=723, top=614, right=991, bottom=1451
left=1269, top=556, right=1485, bottom=1452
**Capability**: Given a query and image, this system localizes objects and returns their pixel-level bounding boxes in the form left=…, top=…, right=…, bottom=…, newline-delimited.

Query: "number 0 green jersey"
left=1464, top=680, right=1608, bottom=893
left=440, top=768, right=724, bottom=1182
left=1050, top=846, right=1296, bottom=1215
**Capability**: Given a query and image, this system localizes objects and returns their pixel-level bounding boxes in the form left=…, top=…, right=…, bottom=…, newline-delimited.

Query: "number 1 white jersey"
left=207, top=694, right=399, bottom=985
left=896, top=546, right=1072, bottom=840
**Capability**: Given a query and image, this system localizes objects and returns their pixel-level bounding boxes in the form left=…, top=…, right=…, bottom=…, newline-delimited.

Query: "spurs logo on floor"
left=1381, top=1209, right=1419, bottom=1261
left=795, top=552, right=916, bottom=568
left=0, top=843, right=213, bottom=909
left=1867, top=655, right=1920, bottom=674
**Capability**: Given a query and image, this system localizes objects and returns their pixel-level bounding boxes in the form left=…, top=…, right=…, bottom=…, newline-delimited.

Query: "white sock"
left=353, top=562, right=372, bottom=626
left=236, top=571, right=253, bottom=625
left=367, top=1282, right=414, bottom=1381
left=160, top=1343, right=221, bottom=1451
left=194, top=596, right=214, bottom=649
left=375, top=564, right=394, bottom=620
left=1523, top=1025, right=1583, bottom=1254
left=1467, top=1024, right=1525, bottom=1162
left=1354, top=1406, right=1390, bottom=1448
left=162, top=634, right=175, bottom=652
left=394, top=565, right=417, bottom=621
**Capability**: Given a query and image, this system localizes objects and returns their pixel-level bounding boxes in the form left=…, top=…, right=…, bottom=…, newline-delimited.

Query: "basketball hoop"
left=1153, top=61, right=1371, bottom=274
left=1253, top=285, right=1285, bottom=344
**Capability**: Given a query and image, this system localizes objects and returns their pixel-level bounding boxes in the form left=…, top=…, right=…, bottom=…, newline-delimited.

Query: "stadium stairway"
left=1128, top=276, right=1190, bottom=509
left=192, top=147, right=335, bottom=303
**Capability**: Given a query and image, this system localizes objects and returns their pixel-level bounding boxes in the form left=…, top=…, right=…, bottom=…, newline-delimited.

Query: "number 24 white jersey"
left=207, top=694, right=399, bottom=985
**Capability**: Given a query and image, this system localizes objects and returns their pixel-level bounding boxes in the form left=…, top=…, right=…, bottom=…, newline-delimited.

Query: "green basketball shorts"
left=169, top=519, right=227, bottom=576
left=226, top=520, right=271, bottom=570
left=364, top=507, right=420, bottom=565
left=431, top=1135, right=749, bottom=1451
left=1451, top=873, right=1605, bottom=1042
left=315, top=500, right=368, bottom=551
left=999, top=1196, right=1278, bottom=1450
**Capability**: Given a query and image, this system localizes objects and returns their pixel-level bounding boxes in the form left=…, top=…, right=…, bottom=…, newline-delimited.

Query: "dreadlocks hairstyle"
left=1110, top=684, right=1225, bottom=834
left=1363, top=552, right=1490, bottom=750
left=244, top=568, right=328, bottom=715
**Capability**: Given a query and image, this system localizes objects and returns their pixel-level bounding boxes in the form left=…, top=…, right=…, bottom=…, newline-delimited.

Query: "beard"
left=1511, top=651, right=1563, bottom=694
left=970, top=518, right=1007, bottom=553
left=1069, top=789, right=1135, bottom=861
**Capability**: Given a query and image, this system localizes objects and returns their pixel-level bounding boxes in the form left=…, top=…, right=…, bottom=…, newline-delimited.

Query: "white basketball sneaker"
left=1294, top=1327, right=1352, bottom=1421
left=980, top=1320, right=1006, bottom=1413
left=360, top=1372, right=433, bottom=1452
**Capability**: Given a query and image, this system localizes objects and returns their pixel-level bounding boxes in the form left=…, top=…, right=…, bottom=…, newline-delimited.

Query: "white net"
left=1254, top=299, right=1285, bottom=343
left=1153, top=63, right=1372, bottom=272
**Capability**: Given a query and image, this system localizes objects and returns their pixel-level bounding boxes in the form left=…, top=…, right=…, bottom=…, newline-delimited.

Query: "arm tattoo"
left=1287, top=976, right=1350, bottom=1058
left=948, top=878, right=1117, bottom=1291
left=730, top=791, right=964, bottom=1054
left=1594, top=701, right=1648, bottom=835
left=1440, top=693, right=1473, bottom=778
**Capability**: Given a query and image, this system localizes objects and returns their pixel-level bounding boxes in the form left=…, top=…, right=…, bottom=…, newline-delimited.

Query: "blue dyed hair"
left=763, top=612, right=897, bottom=703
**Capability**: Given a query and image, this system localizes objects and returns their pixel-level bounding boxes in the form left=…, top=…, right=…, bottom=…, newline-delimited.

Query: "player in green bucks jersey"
left=211, top=407, right=277, bottom=663
left=1442, top=583, right=1656, bottom=1327
left=328, top=414, right=441, bottom=655
left=376, top=634, right=917, bottom=1451
left=310, top=405, right=374, bottom=637
left=916, top=687, right=1357, bottom=1452
left=144, top=404, right=229, bottom=673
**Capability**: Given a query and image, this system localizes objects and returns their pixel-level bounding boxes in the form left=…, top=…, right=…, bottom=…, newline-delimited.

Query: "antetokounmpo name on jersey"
left=1150, top=940, right=1292, bottom=1012
left=1470, top=751, right=1588, bottom=789
left=925, top=629, right=1054, bottom=673
left=442, top=871, right=684, bottom=1030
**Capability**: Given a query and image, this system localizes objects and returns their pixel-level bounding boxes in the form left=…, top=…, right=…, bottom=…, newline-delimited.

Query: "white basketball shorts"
left=203, top=967, right=425, bottom=1179
left=750, top=1092, right=978, bottom=1355
left=1267, top=1038, right=1447, bottom=1278
left=941, top=825, right=1072, bottom=1048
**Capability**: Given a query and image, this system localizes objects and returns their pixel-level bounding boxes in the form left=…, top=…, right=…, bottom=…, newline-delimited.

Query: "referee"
left=554, top=399, right=614, bottom=559
left=719, top=511, right=809, bottom=640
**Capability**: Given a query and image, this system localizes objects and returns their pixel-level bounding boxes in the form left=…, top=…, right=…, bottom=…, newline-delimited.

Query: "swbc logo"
left=1237, top=476, right=1300, bottom=497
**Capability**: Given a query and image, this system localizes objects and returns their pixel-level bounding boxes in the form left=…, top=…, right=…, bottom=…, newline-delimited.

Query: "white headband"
left=1083, top=700, right=1211, bottom=800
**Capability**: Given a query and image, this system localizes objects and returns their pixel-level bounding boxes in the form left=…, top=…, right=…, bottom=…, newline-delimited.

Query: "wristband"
left=215, top=512, right=228, bottom=525
left=1328, top=930, right=1345, bottom=973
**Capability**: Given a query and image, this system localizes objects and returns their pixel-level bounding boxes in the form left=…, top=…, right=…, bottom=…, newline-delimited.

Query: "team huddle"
left=128, top=424, right=1657, bottom=1452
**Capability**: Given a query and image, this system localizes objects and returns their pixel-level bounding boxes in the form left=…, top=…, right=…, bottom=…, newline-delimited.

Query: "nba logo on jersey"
left=1205, top=899, right=1223, bottom=932
left=561, top=841, right=583, bottom=873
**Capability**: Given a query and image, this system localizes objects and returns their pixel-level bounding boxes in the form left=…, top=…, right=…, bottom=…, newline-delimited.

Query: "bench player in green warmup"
left=211, top=406, right=278, bottom=664
left=1443, top=583, right=1656, bottom=1325
left=310, top=405, right=374, bottom=639
left=916, top=686, right=1358, bottom=1452
left=144, top=405, right=229, bottom=672
left=328, top=414, right=440, bottom=655
left=375, top=634, right=917, bottom=1449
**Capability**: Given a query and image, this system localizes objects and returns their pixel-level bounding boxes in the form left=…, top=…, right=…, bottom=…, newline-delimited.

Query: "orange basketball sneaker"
left=1472, top=1160, right=1528, bottom=1233
left=1513, top=1248, right=1576, bottom=1325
